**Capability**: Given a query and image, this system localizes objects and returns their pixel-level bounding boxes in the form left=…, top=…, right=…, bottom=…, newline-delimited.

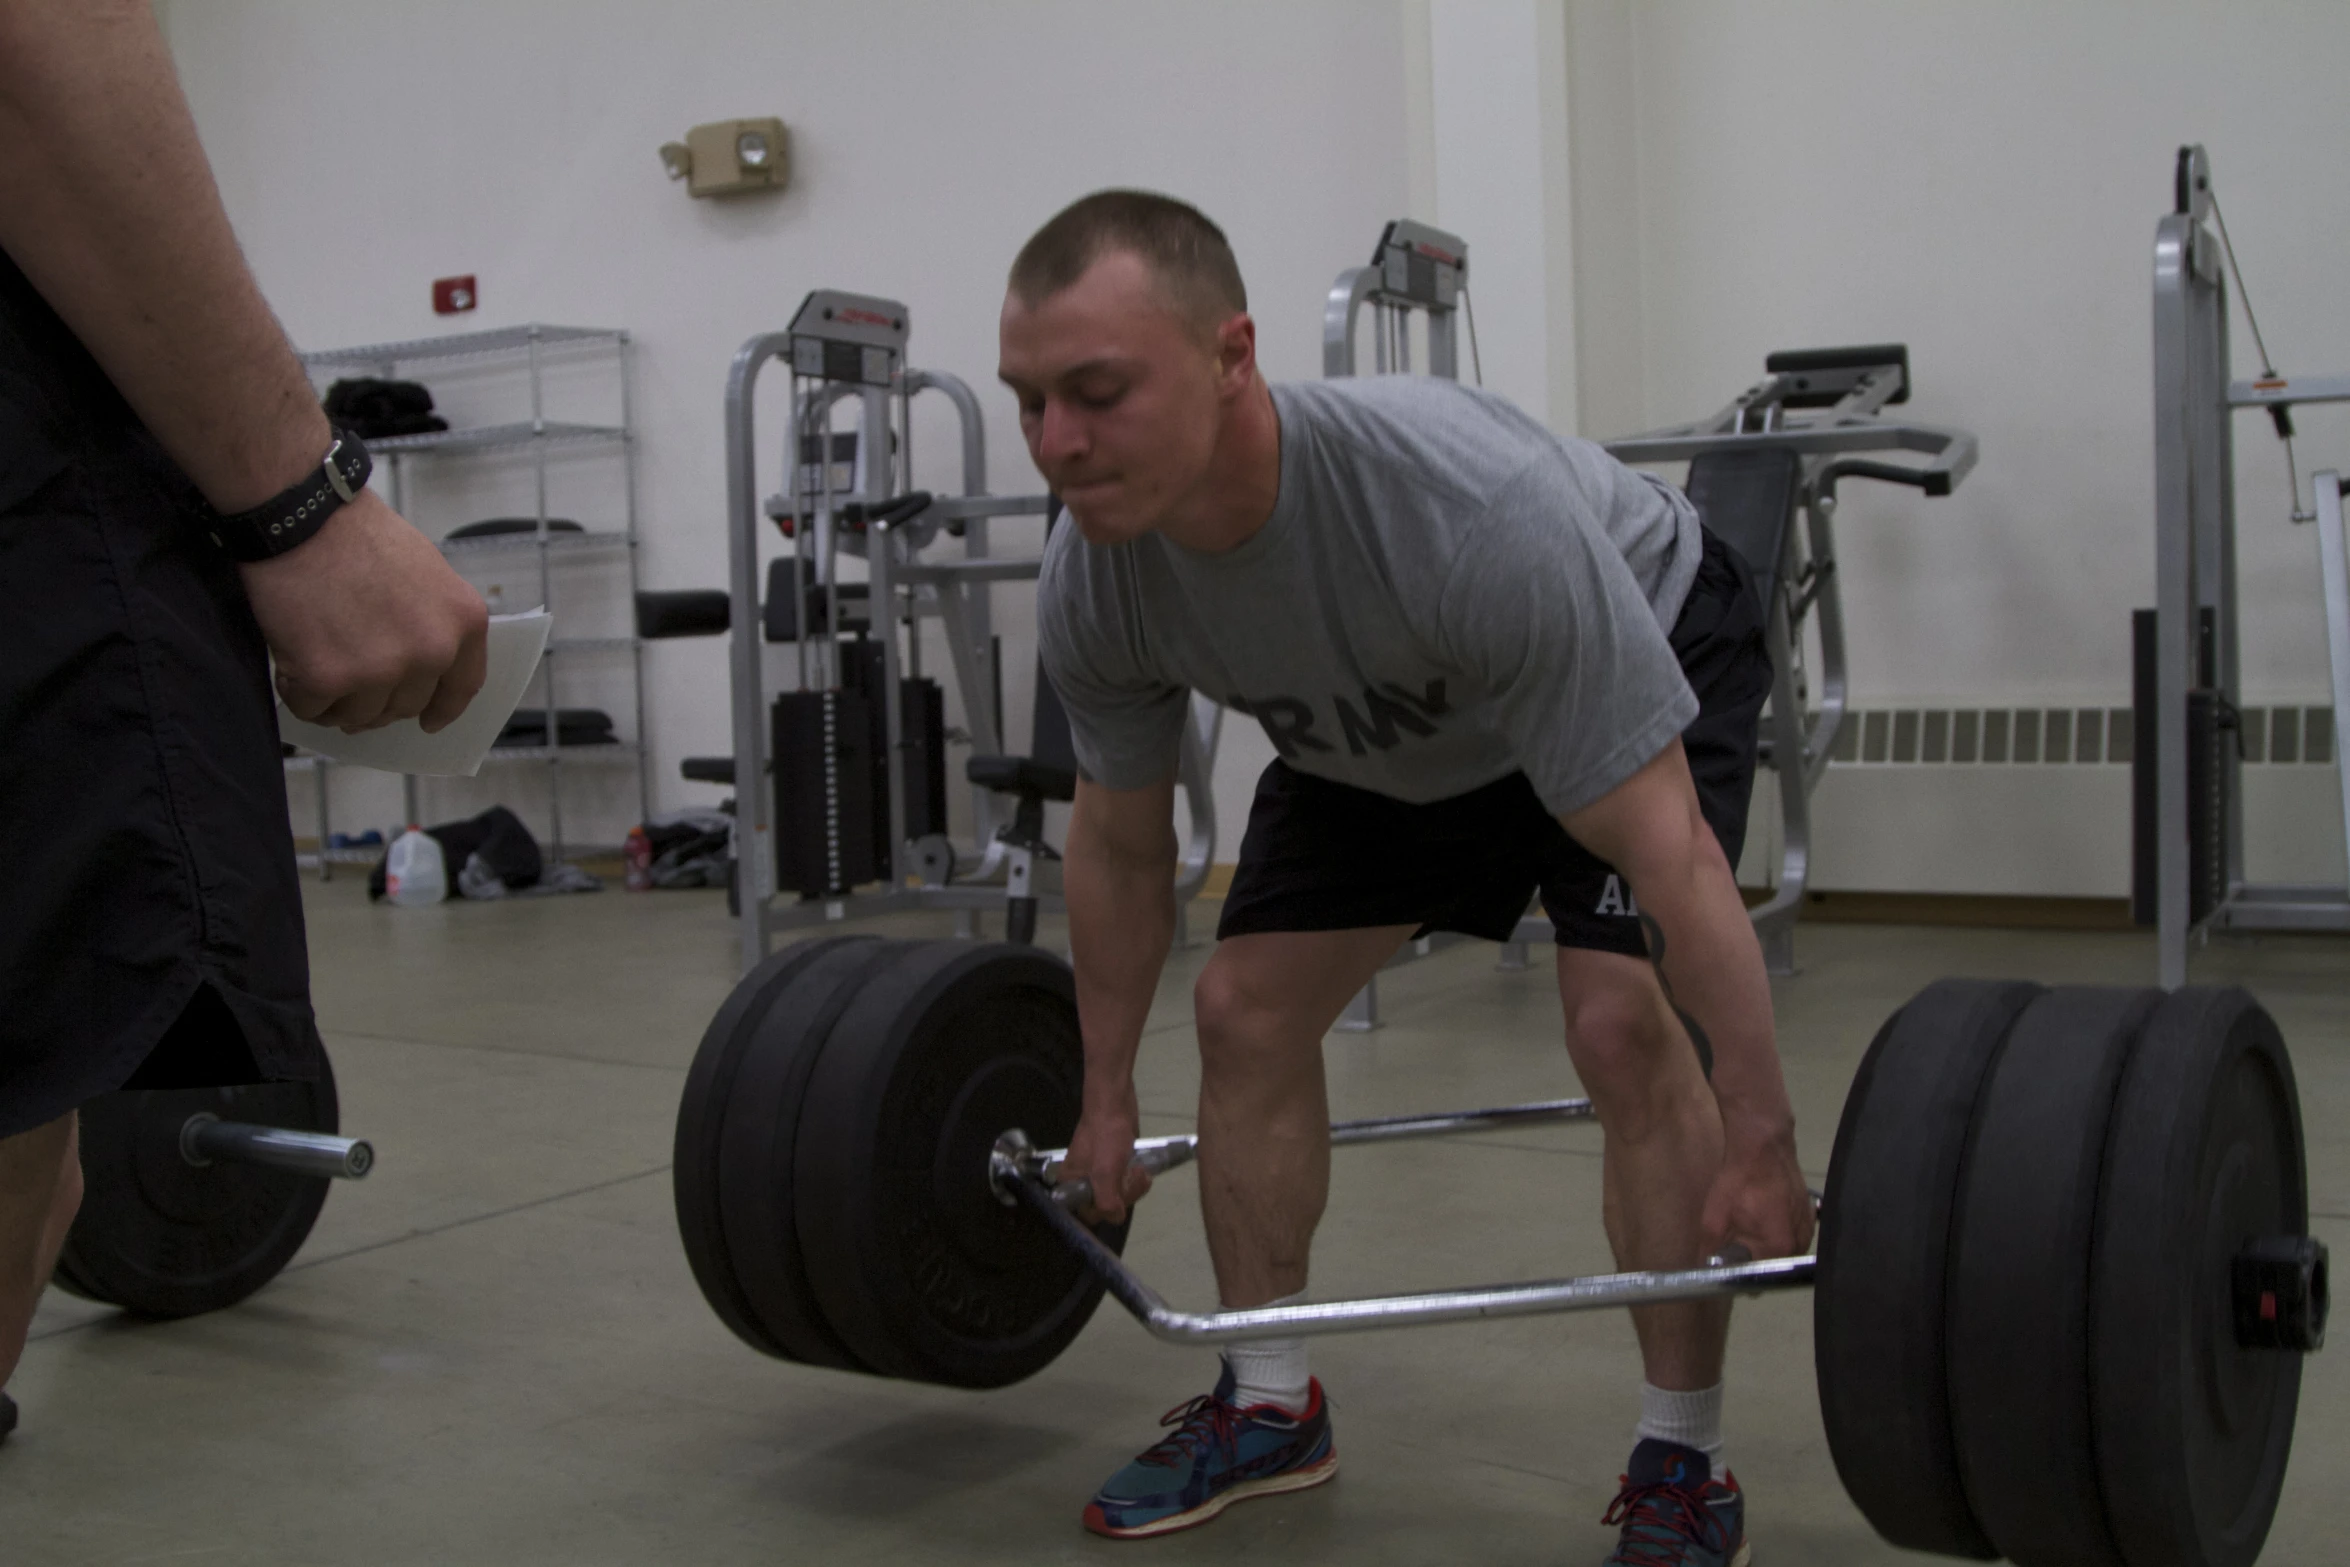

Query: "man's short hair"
left=1008, top=190, right=1247, bottom=335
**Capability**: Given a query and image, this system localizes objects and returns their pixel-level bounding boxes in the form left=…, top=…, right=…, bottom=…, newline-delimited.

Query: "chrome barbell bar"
left=1003, top=1096, right=1601, bottom=1213
left=180, top=1113, right=374, bottom=1180
left=989, top=1096, right=1813, bottom=1345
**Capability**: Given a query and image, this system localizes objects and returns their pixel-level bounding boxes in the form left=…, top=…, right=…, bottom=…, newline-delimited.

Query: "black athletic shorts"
left=0, top=250, right=321, bottom=1139
left=1216, top=527, right=1771, bottom=957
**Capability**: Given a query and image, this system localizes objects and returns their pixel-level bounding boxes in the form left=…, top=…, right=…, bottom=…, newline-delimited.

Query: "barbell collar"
left=180, top=1114, right=374, bottom=1180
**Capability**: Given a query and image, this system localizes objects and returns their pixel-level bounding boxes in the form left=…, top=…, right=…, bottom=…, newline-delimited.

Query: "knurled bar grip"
left=180, top=1114, right=375, bottom=1180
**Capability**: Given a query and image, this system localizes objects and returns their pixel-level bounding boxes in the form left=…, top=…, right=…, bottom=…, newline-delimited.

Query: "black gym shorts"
left=1216, top=527, right=1771, bottom=957
left=0, top=250, right=322, bottom=1138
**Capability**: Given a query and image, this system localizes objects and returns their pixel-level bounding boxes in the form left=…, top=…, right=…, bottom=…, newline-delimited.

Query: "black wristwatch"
left=205, top=427, right=373, bottom=562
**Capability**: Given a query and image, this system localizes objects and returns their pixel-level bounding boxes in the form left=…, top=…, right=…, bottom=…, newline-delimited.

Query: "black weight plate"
left=794, top=940, right=1128, bottom=1388
left=1815, top=977, right=2042, bottom=1559
left=1948, top=985, right=2159, bottom=1567
left=673, top=934, right=874, bottom=1359
left=2094, top=987, right=2307, bottom=1567
left=53, top=1055, right=340, bottom=1318
left=717, top=937, right=908, bottom=1369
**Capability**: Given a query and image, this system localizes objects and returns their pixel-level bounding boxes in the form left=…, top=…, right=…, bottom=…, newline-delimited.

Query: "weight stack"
left=895, top=677, right=947, bottom=842
left=771, top=689, right=878, bottom=897
left=841, top=641, right=948, bottom=861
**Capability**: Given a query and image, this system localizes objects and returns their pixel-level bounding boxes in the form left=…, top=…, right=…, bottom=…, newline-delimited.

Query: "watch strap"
left=207, top=428, right=372, bottom=561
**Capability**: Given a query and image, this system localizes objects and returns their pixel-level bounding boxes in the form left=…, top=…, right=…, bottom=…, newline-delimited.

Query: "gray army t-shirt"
left=1036, top=376, right=1703, bottom=817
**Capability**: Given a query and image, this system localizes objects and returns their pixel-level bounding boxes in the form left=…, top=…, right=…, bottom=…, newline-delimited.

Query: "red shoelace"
left=1600, top=1477, right=1732, bottom=1565
left=1139, top=1394, right=1242, bottom=1468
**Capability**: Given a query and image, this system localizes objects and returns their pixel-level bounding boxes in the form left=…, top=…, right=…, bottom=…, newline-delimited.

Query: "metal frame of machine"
left=1574, top=354, right=1977, bottom=973
left=719, top=292, right=1224, bottom=975
left=2145, top=145, right=2350, bottom=987
left=1323, top=218, right=1469, bottom=380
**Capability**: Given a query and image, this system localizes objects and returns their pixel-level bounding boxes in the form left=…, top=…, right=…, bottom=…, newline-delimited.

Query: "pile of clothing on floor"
left=366, top=806, right=601, bottom=902
left=635, top=809, right=733, bottom=889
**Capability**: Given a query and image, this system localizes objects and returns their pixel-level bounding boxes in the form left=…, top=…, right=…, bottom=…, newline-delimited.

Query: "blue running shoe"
left=1600, top=1439, right=1748, bottom=1566
left=1083, top=1364, right=1337, bottom=1539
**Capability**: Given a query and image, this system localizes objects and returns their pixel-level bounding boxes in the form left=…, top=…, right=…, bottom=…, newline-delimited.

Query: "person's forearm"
left=1062, top=832, right=1176, bottom=1113
left=1630, top=849, right=1795, bottom=1149
left=0, top=0, right=329, bottom=511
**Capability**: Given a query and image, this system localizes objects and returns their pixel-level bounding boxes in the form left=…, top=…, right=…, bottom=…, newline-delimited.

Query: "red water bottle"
left=623, top=826, right=654, bottom=892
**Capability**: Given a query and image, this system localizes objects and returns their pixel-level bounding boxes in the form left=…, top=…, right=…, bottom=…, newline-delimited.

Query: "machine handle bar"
left=1818, top=457, right=1952, bottom=498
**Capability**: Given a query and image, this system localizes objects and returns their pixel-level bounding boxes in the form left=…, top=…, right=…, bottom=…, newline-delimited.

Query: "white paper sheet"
left=277, top=610, right=554, bottom=776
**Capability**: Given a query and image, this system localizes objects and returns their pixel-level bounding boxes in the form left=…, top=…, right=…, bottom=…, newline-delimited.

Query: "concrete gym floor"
left=1, top=881, right=2343, bottom=1565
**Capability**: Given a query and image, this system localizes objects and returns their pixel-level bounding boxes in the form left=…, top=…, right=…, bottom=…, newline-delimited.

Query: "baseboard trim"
left=1777, top=889, right=2135, bottom=931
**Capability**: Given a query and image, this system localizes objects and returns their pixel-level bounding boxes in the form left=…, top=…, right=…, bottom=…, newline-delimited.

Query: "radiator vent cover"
left=1819, top=705, right=2334, bottom=767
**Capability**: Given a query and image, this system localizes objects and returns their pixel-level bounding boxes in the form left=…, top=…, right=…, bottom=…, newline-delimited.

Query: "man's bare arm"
left=0, top=0, right=487, bottom=732
left=0, top=0, right=326, bottom=510
left=1060, top=773, right=1179, bottom=1222
left=1562, top=740, right=1812, bottom=1257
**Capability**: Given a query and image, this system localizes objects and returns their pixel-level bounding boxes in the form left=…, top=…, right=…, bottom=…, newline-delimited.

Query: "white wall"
left=179, top=0, right=2350, bottom=900
left=168, top=0, right=1411, bottom=857
left=1554, top=0, right=2350, bottom=893
left=1428, top=0, right=1576, bottom=427
left=1576, top=1, right=2350, bottom=712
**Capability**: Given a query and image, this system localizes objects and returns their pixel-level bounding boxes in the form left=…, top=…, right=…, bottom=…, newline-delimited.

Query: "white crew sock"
left=1221, top=1293, right=1310, bottom=1414
left=1636, top=1382, right=1727, bottom=1479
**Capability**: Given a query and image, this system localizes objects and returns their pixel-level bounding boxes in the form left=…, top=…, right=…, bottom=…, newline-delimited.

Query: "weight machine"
left=2138, top=145, right=2350, bottom=988
left=644, top=292, right=1224, bottom=975
left=1320, top=222, right=1976, bottom=1025
left=1323, top=218, right=1470, bottom=379
left=1585, top=347, right=1977, bottom=975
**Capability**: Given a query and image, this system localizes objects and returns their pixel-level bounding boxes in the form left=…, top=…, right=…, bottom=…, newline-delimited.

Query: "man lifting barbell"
left=997, top=192, right=1813, bottom=1562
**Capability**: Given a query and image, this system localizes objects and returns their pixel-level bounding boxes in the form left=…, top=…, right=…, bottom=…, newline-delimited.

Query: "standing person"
left=0, top=0, right=489, bottom=1439
left=997, top=190, right=1812, bottom=1566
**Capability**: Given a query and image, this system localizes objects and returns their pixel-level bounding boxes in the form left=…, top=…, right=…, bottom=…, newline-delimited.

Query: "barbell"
left=671, top=936, right=2327, bottom=1567
left=53, top=1047, right=374, bottom=1319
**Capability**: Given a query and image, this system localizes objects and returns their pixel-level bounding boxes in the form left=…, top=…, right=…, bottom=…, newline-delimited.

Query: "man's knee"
left=1194, top=957, right=1314, bottom=1080
left=1565, top=980, right=1668, bottom=1081
left=1560, top=957, right=1698, bottom=1117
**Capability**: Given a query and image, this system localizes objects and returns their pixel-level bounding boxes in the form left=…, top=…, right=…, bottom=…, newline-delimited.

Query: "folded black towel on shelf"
left=322, top=377, right=450, bottom=439
left=496, top=707, right=617, bottom=749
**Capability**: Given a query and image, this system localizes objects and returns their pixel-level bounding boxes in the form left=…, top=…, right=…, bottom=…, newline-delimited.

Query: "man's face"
left=998, top=250, right=1240, bottom=545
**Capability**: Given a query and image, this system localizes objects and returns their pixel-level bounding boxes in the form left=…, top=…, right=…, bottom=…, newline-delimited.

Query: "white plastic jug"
left=384, top=827, right=446, bottom=907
